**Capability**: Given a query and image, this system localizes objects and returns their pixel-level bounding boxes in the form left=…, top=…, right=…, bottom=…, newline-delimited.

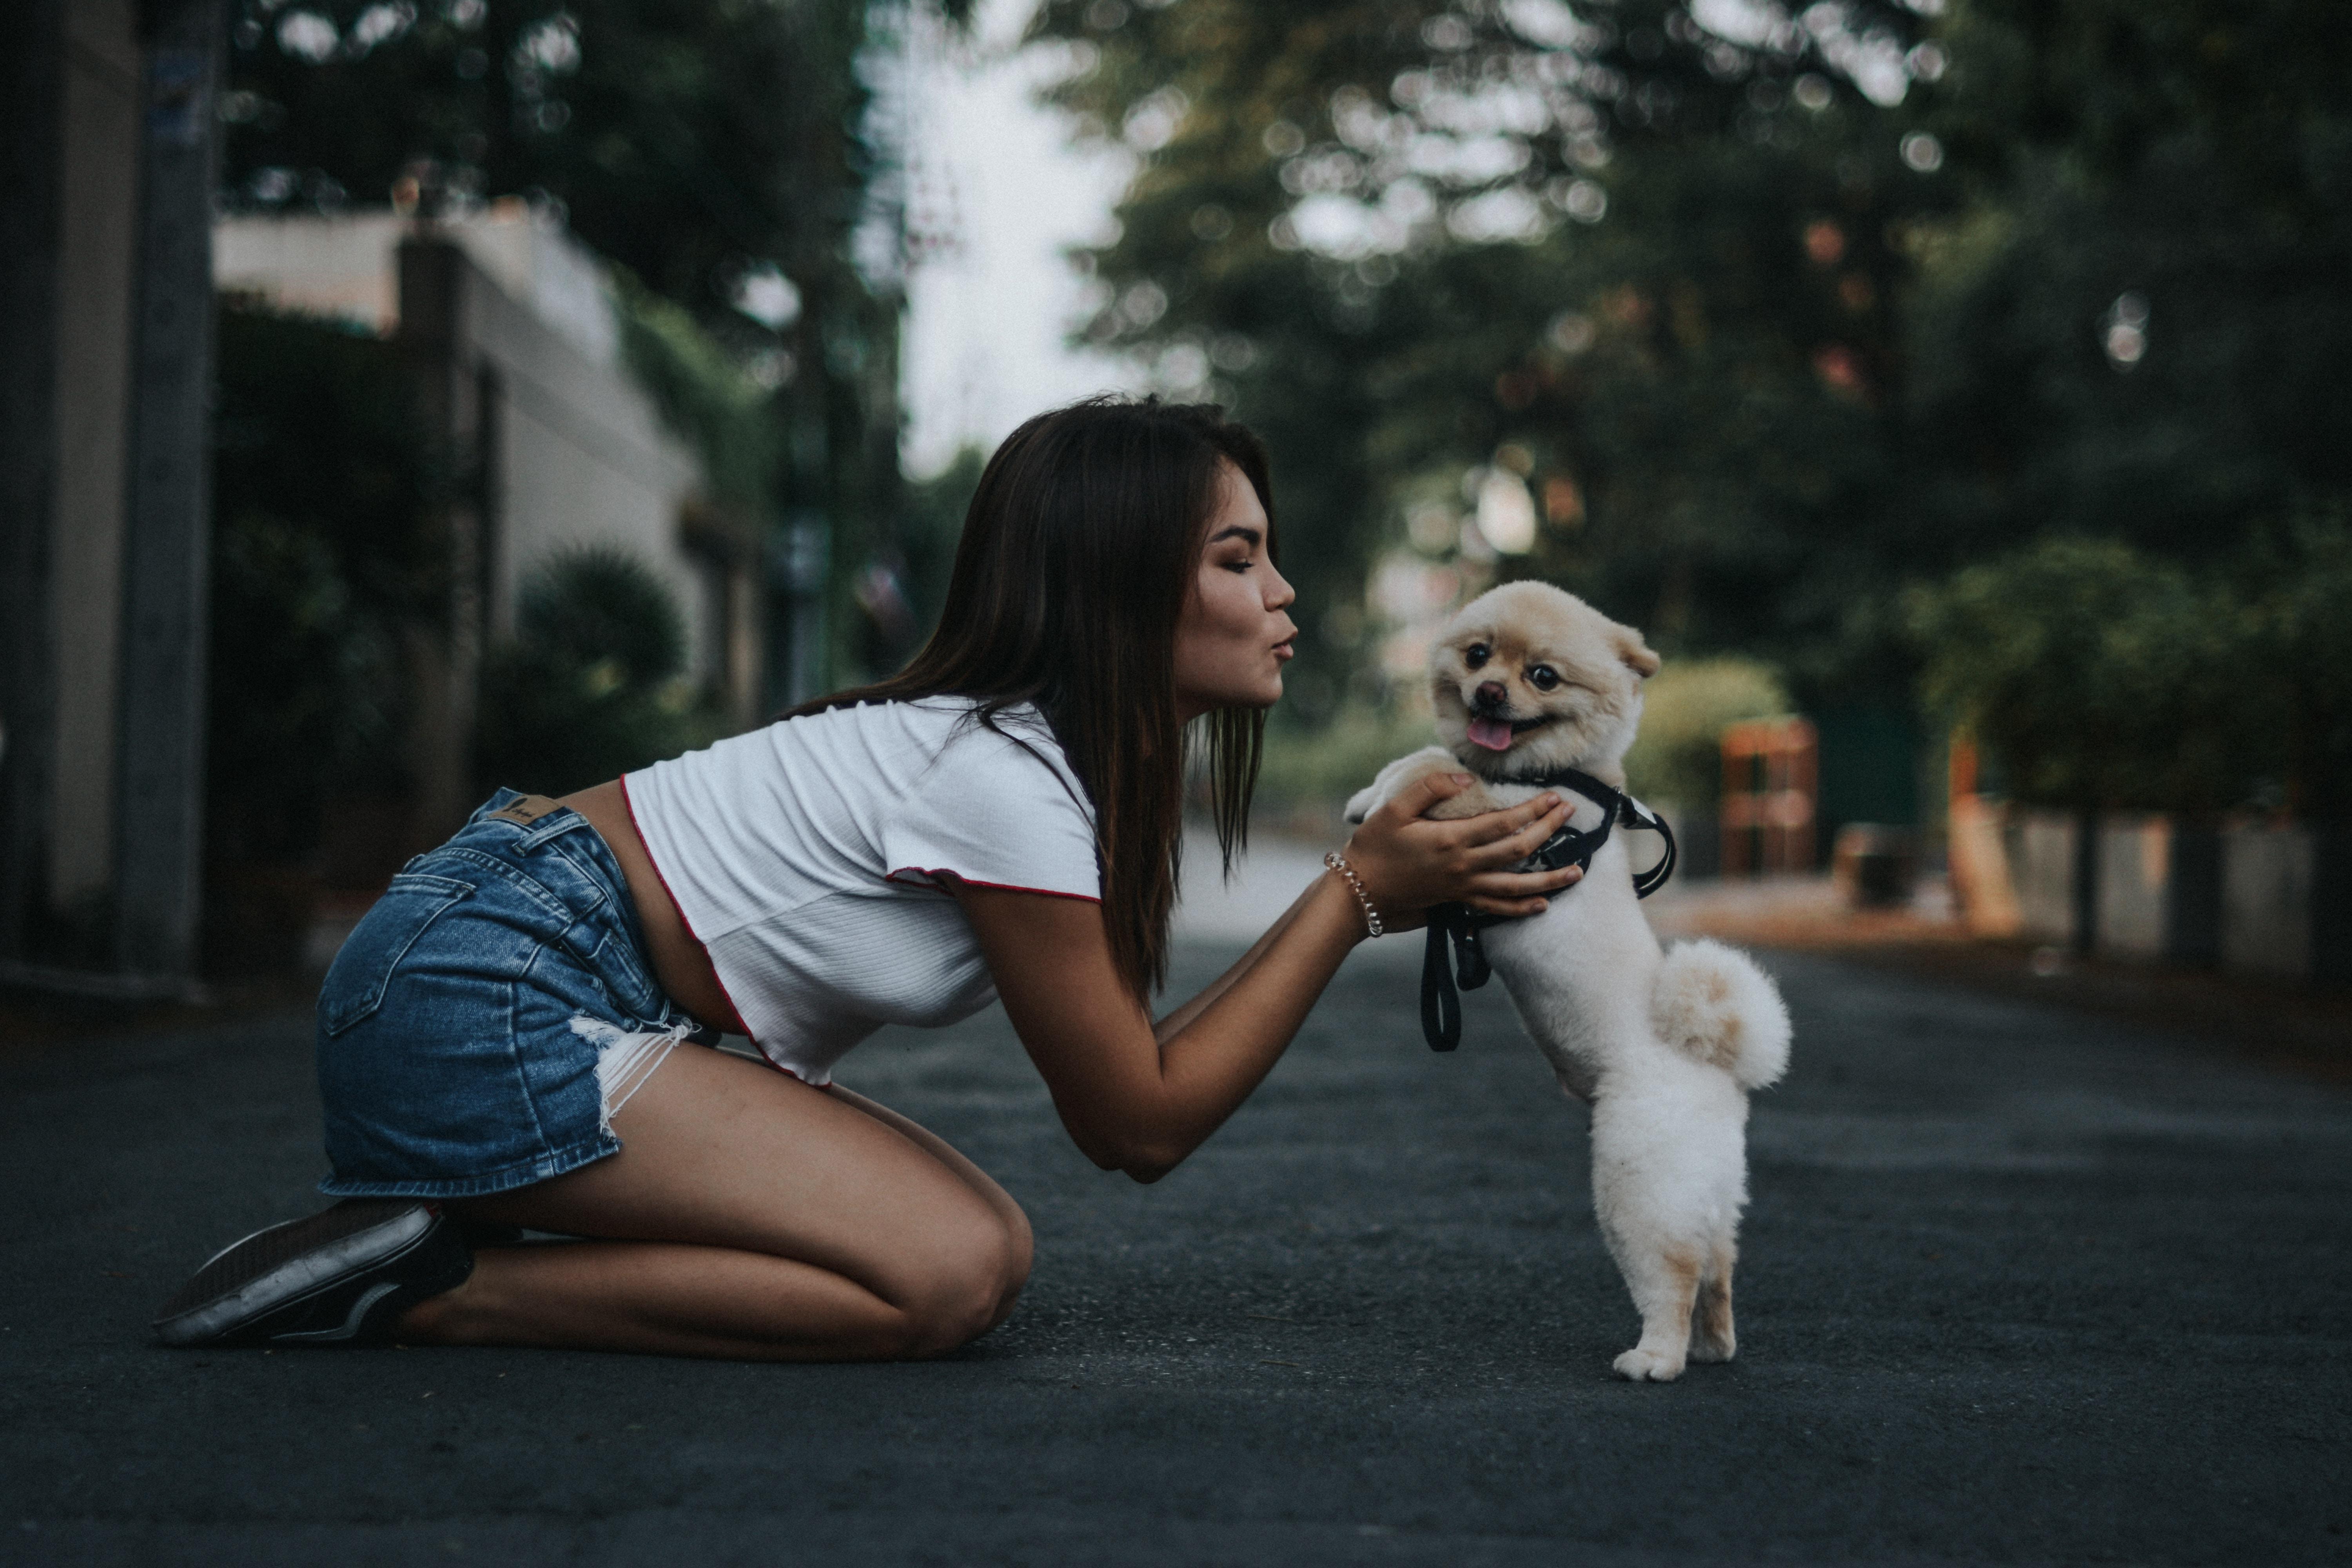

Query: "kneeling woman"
left=156, top=398, right=1580, bottom=1360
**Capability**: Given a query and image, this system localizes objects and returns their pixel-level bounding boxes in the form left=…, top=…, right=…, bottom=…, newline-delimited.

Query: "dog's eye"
left=1527, top=665, right=1561, bottom=691
left=1464, top=644, right=1490, bottom=670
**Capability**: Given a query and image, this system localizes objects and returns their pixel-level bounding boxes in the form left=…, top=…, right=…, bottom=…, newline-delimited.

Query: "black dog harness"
left=1419, top=768, right=1677, bottom=1053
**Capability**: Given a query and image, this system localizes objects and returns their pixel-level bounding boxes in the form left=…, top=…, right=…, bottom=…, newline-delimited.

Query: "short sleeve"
left=878, top=714, right=1101, bottom=902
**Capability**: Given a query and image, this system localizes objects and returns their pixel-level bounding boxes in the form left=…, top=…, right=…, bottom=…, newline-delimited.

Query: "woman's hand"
left=1339, top=772, right=1580, bottom=928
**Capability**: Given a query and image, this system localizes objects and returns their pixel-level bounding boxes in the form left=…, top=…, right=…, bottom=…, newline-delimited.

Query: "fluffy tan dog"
left=1347, top=581, right=1791, bottom=1381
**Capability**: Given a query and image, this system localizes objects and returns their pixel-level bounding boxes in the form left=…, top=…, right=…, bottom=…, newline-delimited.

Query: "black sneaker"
left=152, top=1200, right=474, bottom=1348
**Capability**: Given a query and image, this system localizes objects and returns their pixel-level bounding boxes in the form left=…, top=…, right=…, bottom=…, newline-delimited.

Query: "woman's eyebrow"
left=1207, top=526, right=1262, bottom=547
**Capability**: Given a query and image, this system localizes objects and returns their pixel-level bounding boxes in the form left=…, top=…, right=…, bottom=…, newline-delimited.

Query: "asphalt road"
left=4, top=936, right=2348, bottom=1566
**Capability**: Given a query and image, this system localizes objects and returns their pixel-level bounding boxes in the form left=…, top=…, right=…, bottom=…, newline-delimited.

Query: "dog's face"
left=1428, top=581, right=1661, bottom=779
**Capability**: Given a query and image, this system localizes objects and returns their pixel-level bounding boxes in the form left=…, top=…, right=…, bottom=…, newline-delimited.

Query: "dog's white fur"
left=1345, top=581, right=1791, bottom=1381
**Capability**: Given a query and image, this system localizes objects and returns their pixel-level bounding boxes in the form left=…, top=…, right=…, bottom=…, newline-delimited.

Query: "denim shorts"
left=315, top=789, right=705, bottom=1200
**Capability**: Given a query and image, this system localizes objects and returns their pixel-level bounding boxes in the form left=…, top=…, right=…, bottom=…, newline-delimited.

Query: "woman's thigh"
left=452, top=1044, right=1025, bottom=1312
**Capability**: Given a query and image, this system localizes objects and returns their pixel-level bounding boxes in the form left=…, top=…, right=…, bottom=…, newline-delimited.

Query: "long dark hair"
left=789, top=396, right=1275, bottom=1001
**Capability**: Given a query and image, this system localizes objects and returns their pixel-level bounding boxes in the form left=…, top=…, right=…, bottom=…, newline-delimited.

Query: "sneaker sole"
left=153, top=1203, right=441, bottom=1347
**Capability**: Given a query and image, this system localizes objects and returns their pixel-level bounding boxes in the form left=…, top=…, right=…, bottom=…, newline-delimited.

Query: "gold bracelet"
left=1323, top=851, right=1385, bottom=938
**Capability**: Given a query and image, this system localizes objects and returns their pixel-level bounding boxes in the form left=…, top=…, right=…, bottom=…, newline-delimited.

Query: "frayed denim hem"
left=315, top=1131, right=622, bottom=1201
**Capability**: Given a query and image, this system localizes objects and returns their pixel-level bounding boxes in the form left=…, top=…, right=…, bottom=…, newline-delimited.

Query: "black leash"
left=1418, top=768, right=1677, bottom=1053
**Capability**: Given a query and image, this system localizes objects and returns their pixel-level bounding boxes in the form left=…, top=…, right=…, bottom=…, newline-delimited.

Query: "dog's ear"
left=1614, top=626, right=1661, bottom=678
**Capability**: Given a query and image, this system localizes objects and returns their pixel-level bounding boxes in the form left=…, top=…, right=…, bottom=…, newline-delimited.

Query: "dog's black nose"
left=1474, top=680, right=1508, bottom=710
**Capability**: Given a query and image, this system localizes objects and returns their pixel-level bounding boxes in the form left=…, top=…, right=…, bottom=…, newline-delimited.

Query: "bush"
left=201, top=304, right=439, bottom=974
left=1253, top=702, right=1441, bottom=810
left=207, top=305, right=437, bottom=863
left=1907, top=537, right=2272, bottom=812
left=475, top=549, right=728, bottom=798
left=1622, top=659, right=1791, bottom=811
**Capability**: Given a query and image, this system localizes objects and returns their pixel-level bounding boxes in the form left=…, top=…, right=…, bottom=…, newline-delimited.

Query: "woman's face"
left=1174, top=460, right=1298, bottom=722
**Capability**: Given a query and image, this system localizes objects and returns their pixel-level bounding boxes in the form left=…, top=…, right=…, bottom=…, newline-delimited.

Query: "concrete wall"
left=46, top=0, right=141, bottom=912
left=451, top=244, right=708, bottom=659
left=2011, top=809, right=2078, bottom=947
left=213, top=210, right=403, bottom=331
left=1992, top=809, right=2327, bottom=981
left=2221, top=824, right=2313, bottom=980
left=2095, top=814, right=2171, bottom=961
left=214, top=203, right=615, bottom=366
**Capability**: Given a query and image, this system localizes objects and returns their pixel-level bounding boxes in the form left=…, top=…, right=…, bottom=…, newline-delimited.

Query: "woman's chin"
left=1178, top=684, right=1283, bottom=722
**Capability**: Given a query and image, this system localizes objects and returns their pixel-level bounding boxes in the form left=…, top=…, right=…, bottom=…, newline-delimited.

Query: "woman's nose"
left=1265, top=562, right=1298, bottom=610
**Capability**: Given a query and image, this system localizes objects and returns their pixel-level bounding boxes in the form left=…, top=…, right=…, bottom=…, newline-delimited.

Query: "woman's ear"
left=1615, top=627, right=1661, bottom=678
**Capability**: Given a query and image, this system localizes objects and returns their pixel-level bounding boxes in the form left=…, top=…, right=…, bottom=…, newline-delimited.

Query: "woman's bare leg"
left=396, top=1045, right=1029, bottom=1360
left=821, top=1081, right=1033, bottom=1334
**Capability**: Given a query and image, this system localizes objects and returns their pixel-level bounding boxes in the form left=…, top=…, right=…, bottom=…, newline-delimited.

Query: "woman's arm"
left=1145, top=873, right=1318, bottom=1045
left=955, top=770, right=1579, bottom=1182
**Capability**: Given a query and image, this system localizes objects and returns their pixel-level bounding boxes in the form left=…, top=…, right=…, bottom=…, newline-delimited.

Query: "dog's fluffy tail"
left=1649, top=938, right=1792, bottom=1090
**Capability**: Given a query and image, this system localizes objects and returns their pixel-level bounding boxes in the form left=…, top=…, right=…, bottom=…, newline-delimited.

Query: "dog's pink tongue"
left=1467, top=716, right=1515, bottom=751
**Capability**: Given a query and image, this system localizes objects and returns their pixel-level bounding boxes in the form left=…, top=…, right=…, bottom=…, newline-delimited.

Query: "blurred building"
left=215, top=203, right=764, bottom=837
left=2, top=2, right=757, bottom=993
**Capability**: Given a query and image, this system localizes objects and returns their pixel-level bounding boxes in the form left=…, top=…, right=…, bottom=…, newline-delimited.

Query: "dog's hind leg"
left=1688, top=1235, right=1737, bottom=1364
left=1591, top=1087, right=1706, bottom=1381
left=1605, top=1237, right=1700, bottom=1382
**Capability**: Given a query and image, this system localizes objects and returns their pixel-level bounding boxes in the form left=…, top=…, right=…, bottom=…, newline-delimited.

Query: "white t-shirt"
left=622, top=697, right=1101, bottom=1085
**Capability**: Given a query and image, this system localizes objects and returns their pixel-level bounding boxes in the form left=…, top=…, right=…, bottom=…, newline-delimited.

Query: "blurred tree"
left=1030, top=0, right=2349, bottom=718
left=1904, top=0, right=2352, bottom=565
left=1906, top=536, right=2270, bottom=813
left=1030, top=0, right=1944, bottom=715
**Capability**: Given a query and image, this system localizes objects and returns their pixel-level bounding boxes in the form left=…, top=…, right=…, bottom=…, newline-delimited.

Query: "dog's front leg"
left=1343, top=746, right=1492, bottom=823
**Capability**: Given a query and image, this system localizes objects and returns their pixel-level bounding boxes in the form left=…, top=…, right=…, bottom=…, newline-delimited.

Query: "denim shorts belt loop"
left=314, top=788, right=704, bottom=1200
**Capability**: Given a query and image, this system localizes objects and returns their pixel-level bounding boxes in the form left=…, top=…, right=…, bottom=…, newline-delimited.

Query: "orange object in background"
left=1944, top=733, right=2024, bottom=937
left=1720, top=717, right=1818, bottom=876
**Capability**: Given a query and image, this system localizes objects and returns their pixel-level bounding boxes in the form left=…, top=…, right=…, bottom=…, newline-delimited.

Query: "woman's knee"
left=890, top=1214, right=1029, bottom=1357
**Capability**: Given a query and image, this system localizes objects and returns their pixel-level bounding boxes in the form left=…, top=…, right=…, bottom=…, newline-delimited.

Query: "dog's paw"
left=1612, top=1347, right=1686, bottom=1382
left=1687, top=1334, right=1736, bottom=1364
left=1343, top=746, right=1464, bottom=824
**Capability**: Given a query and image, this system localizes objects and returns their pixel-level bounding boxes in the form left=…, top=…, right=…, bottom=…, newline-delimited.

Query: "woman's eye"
left=1528, top=665, right=1560, bottom=691
left=1465, top=644, right=1490, bottom=669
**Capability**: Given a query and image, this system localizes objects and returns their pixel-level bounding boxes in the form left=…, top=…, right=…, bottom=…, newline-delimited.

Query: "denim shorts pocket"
left=319, top=872, right=476, bottom=1038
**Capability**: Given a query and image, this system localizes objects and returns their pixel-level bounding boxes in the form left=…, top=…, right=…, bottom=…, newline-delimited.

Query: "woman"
left=154, top=398, right=1581, bottom=1360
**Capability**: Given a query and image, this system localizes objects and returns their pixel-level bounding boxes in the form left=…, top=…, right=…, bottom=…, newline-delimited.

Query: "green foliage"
left=475, top=549, right=727, bottom=798
left=610, top=270, right=778, bottom=514
left=1903, top=11, right=2352, bottom=563
left=207, top=303, right=437, bottom=866
left=1623, top=660, right=1791, bottom=810
left=1906, top=537, right=2265, bottom=812
left=1254, top=704, right=1441, bottom=809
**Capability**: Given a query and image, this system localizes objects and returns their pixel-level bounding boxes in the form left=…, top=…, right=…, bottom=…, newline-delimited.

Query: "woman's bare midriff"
left=557, top=780, right=749, bottom=1037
